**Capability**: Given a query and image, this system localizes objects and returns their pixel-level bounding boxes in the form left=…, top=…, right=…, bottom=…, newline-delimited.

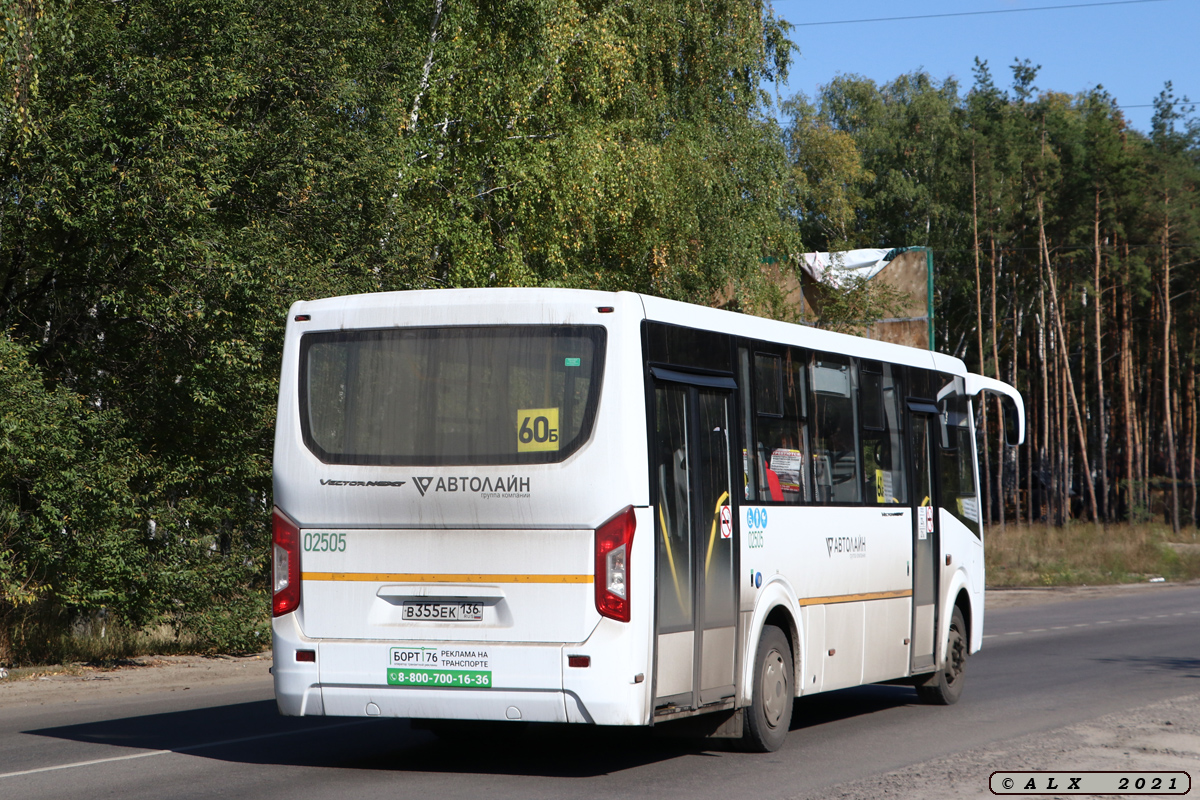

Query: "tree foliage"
left=785, top=63, right=1200, bottom=528
left=383, top=0, right=798, bottom=310
left=0, top=0, right=801, bottom=660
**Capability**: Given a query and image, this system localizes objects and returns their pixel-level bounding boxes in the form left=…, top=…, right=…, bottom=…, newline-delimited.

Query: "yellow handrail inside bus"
left=658, top=502, right=685, bottom=612
left=704, top=490, right=730, bottom=575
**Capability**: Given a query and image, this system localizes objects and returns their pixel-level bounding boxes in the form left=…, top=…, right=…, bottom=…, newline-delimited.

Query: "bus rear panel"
left=271, top=289, right=654, bottom=726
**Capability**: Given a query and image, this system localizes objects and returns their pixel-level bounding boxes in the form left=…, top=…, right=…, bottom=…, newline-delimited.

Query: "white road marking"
left=987, top=604, right=1195, bottom=643
left=0, top=720, right=369, bottom=780
left=0, top=750, right=165, bottom=779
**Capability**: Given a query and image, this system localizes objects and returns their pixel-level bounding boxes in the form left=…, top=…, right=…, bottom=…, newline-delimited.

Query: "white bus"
left=271, top=288, right=1023, bottom=751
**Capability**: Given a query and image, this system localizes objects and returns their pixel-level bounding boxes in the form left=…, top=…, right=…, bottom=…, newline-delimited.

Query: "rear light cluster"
left=594, top=506, right=636, bottom=622
left=272, top=507, right=301, bottom=617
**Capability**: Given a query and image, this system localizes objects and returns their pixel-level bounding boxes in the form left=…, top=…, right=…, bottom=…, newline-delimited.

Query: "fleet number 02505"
left=303, top=532, right=346, bottom=552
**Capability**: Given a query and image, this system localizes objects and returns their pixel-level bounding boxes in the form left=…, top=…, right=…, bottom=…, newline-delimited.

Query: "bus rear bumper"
left=272, top=613, right=324, bottom=717
left=273, top=614, right=574, bottom=723
left=322, top=686, right=569, bottom=722
left=272, top=614, right=650, bottom=726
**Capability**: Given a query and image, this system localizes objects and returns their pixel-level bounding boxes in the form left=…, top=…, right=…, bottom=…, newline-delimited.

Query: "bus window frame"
left=746, top=342, right=817, bottom=507
left=810, top=352, right=863, bottom=506
left=297, top=324, right=607, bottom=467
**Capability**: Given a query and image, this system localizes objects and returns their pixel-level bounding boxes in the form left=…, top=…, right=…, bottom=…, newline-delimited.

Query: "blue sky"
left=766, top=0, right=1198, bottom=133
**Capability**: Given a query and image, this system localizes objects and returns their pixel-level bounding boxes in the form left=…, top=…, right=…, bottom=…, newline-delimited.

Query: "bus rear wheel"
left=916, top=606, right=966, bottom=705
left=740, top=625, right=793, bottom=752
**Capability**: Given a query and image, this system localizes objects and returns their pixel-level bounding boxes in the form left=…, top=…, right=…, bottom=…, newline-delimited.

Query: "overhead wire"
left=792, top=0, right=1170, bottom=28
left=1115, top=102, right=1195, bottom=109
left=785, top=2, right=1191, bottom=116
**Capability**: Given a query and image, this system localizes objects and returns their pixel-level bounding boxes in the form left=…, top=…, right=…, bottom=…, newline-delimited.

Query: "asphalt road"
left=2, top=585, right=1198, bottom=799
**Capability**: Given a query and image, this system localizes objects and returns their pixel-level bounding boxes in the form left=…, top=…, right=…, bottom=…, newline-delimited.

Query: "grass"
left=986, top=521, right=1200, bottom=587
left=2, top=600, right=269, bottom=668
left=0, top=620, right=203, bottom=669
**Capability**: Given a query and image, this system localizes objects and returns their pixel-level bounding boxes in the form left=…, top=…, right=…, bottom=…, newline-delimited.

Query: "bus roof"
left=289, top=286, right=972, bottom=379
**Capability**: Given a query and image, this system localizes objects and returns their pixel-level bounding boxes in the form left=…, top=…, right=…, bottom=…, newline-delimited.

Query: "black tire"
left=916, top=605, right=967, bottom=705
left=740, top=625, right=793, bottom=752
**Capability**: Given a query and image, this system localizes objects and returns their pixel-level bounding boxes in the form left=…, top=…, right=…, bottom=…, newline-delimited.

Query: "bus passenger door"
left=652, top=380, right=738, bottom=712
left=909, top=411, right=941, bottom=674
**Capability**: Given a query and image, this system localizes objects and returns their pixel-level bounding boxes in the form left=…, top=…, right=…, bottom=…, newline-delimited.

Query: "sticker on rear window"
left=517, top=408, right=559, bottom=452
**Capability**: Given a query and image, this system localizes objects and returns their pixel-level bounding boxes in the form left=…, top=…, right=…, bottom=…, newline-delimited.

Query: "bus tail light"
left=595, top=506, right=636, bottom=622
left=272, top=507, right=301, bottom=617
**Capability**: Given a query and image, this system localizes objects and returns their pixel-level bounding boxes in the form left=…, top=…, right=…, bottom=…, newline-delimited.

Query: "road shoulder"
left=791, top=691, right=1200, bottom=800
left=0, top=653, right=272, bottom=708
left=986, top=578, right=1200, bottom=609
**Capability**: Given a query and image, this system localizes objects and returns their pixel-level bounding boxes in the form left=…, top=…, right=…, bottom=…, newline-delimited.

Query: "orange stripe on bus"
left=797, top=589, right=913, bottom=606
left=302, top=572, right=593, bottom=584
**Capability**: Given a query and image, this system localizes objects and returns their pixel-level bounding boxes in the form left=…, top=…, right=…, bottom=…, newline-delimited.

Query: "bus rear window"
left=299, top=326, right=606, bottom=465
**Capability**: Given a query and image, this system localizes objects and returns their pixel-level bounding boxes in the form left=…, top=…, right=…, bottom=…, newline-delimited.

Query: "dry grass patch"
left=1, top=619, right=201, bottom=669
left=986, top=522, right=1200, bottom=586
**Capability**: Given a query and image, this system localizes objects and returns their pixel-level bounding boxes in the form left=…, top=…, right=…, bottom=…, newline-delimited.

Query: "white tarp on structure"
left=799, top=248, right=893, bottom=287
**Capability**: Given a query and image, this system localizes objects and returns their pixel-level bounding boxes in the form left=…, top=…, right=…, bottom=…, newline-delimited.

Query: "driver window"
left=938, top=377, right=981, bottom=537
left=811, top=353, right=861, bottom=504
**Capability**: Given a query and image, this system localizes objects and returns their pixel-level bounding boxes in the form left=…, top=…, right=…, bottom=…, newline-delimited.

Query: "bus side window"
left=754, top=352, right=784, bottom=502
left=861, top=362, right=907, bottom=505
left=755, top=349, right=811, bottom=504
left=738, top=348, right=760, bottom=501
left=811, top=353, right=861, bottom=504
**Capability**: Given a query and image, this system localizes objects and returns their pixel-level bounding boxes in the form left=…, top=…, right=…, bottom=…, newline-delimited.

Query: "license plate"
left=402, top=602, right=484, bottom=622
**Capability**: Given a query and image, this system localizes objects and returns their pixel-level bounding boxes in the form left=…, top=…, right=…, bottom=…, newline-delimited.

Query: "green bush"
left=0, top=333, right=269, bottom=665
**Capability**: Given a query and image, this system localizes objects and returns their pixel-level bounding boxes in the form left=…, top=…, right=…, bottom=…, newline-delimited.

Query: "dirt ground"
left=0, top=652, right=274, bottom=708
left=794, top=692, right=1200, bottom=800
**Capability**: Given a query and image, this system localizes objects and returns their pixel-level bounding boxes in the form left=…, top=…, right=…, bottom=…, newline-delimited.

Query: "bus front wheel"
left=740, top=625, right=793, bottom=752
left=916, top=606, right=966, bottom=705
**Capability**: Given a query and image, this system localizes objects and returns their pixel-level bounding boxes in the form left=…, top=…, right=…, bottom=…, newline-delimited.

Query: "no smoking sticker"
left=720, top=505, right=732, bottom=539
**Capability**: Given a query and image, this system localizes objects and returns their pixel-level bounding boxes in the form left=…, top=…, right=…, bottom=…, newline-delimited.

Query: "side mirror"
left=1002, top=397, right=1020, bottom=447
